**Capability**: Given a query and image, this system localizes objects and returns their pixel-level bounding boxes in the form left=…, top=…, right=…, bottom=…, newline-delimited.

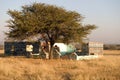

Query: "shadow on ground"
left=0, top=53, right=5, bottom=57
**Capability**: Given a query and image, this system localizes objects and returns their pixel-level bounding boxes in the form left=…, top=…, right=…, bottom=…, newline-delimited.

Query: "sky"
left=0, top=0, right=120, bottom=44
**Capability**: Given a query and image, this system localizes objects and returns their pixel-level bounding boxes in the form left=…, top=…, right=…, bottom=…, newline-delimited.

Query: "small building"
left=4, top=42, right=40, bottom=56
left=4, top=41, right=60, bottom=59
left=81, top=42, right=104, bottom=55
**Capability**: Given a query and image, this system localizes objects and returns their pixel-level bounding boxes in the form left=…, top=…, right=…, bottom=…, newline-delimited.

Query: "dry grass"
left=104, top=50, right=120, bottom=55
left=0, top=50, right=120, bottom=80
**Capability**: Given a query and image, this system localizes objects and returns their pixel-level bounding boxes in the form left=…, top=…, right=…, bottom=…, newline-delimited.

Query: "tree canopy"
left=6, top=3, right=96, bottom=46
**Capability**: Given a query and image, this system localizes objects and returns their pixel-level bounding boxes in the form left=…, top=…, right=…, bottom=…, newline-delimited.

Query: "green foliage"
left=6, top=3, right=96, bottom=45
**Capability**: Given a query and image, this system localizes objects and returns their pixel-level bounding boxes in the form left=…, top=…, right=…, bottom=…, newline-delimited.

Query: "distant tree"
left=104, top=44, right=120, bottom=50
left=6, top=3, right=96, bottom=59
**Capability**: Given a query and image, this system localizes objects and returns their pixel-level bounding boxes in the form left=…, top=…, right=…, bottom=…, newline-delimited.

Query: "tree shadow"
left=0, top=53, right=5, bottom=57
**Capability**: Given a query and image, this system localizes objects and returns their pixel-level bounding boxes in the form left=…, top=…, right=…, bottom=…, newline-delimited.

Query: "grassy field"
left=0, top=50, right=120, bottom=80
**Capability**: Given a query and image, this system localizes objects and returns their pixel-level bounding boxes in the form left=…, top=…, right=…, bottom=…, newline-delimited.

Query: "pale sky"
left=0, top=0, right=120, bottom=44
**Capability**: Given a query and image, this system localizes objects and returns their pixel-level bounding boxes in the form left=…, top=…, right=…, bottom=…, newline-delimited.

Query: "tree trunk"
left=46, top=32, right=55, bottom=59
left=49, top=39, right=55, bottom=59
left=49, top=42, right=54, bottom=59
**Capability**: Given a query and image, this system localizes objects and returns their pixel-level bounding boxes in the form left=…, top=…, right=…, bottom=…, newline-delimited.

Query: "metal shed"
left=4, top=42, right=40, bottom=56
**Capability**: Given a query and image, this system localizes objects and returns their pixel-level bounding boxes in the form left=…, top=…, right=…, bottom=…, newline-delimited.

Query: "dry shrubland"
left=0, top=50, right=120, bottom=80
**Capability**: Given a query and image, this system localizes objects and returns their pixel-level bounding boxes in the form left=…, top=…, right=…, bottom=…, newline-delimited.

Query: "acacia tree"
left=6, top=3, right=96, bottom=59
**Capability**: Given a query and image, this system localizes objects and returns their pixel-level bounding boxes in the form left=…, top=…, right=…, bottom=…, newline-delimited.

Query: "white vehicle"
left=54, top=43, right=75, bottom=56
